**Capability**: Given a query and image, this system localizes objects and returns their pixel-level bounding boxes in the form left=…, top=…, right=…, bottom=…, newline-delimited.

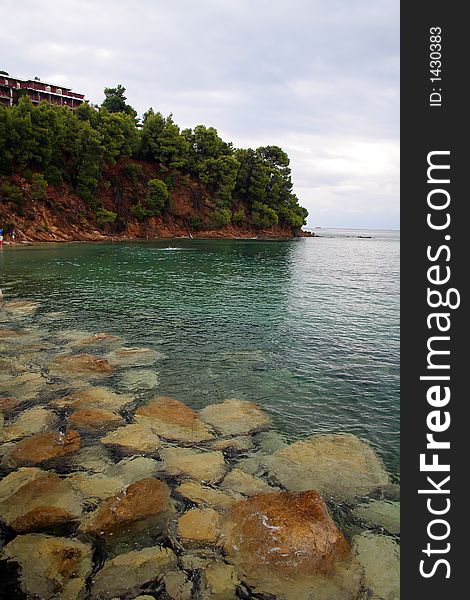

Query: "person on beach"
left=10, top=229, right=15, bottom=242
left=0, top=228, right=3, bottom=246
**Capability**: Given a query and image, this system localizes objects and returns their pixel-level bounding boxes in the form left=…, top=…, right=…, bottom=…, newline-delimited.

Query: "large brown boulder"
left=79, top=477, right=173, bottom=544
left=49, top=353, right=114, bottom=377
left=68, top=408, right=124, bottom=432
left=135, top=396, right=214, bottom=444
left=2, top=430, right=81, bottom=468
left=0, top=467, right=82, bottom=532
left=52, top=386, right=133, bottom=412
left=222, top=491, right=362, bottom=600
left=223, top=490, right=349, bottom=575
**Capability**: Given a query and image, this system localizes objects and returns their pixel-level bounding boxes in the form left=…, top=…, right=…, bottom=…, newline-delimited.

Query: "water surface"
left=0, top=229, right=399, bottom=476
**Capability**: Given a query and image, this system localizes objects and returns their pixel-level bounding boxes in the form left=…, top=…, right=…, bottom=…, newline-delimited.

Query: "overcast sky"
left=0, top=0, right=399, bottom=229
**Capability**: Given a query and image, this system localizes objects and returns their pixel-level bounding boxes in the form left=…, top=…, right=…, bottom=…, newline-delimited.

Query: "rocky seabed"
left=0, top=298, right=400, bottom=599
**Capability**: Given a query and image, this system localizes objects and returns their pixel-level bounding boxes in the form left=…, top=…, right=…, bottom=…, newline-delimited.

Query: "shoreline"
left=1, top=230, right=315, bottom=247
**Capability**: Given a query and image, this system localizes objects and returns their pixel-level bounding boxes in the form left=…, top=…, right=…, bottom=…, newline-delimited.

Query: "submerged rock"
left=1, top=533, right=93, bottom=600
left=176, top=481, right=240, bottom=510
left=3, top=430, right=81, bottom=468
left=69, top=456, right=161, bottom=504
left=67, top=472, right=125, bottom=502
left=119, top=368, right=159, bottom=391
left=68, top=408, right=124, bottom=432
left=108, top=456, right=159, bottom=484
left=159, top=447, right=227, bottom=484
left=211, top=435, right=254, bottom=453
left=220, top=468, right=276, bottom=496
left=0, top=327, right=29, bottom=339
left=49, top=353, right=114, bottom=377
left=353, top=500, right=400, bottom=534
left=253, top=430, right=288, bottom=453
left=79, top=477, right=173, bottom=544
left=69, top=444, right=115, bottom=474
left=135, top=396, right=214, bottom=444
left=0, top=356, right=29, bottom=376
left=222, top=490, right=362, bottom=600
left=52, top=386, right=133, bottom=412
left=199, top=399, right=271, bottom=436
left=352, top=532, right=400, bottom=599
left=1, top=407, right=58, bottom=441
left=100, top=423, right=161, bottom=455
left=106, top=346, right=165, bottom=368
left=0, top=396, right=22, bottom=414
left=177, top=508, right=221, bottom=546
left=0, top=371, right=48, bottom=400
left=3, top=299, right=40, bottom=317
left=163, top=569, right=193, bottom=600
left=0, top=467, right=82, bottom=532
left=200, top=561, right=239, bottom=600
left=223, top=490, right=350, bottom=575
left=90, top=546, right=177, bottom=599
left=65, top=331, right=119, bottom=348
left=264, top=433, right=390, bottom=500
left=179, top=551, right=221, bottom=572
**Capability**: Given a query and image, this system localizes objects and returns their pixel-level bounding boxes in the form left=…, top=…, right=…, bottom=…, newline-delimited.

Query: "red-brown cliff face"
left=0, top=159, right=312, bottom=243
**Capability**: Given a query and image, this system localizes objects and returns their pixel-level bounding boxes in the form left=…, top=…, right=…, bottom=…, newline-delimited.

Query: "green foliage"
left=232, top=208, right=245, bottom=224
left=23, top=168, right=33, bottom=182
left=165, top=172, right=177, bottom=191
left=123, top=162, right=143, bottom=183
left=31, top=173, right=48, bottom=200
left=96, top=207, right=117, bottom=225
left=130, top=201, right=150, bottom=221
left=199, top=155, right=239, bottom=205
left=0, top=85, right=308, bottom=232
left=1, top=181, right=23, bottom=204
left=250, top=202, right=279, bottom=229
left=190, top=216, right=203, bottom=231
left=183, top=125, right=233, bottom=175
left=44, top=165, right=62, bottom=185
left=97, top=109, right=139, bottom=163
left=210, top=207, right=231, bottom=229
left=145, top=178, right=169, bottom=216
left=101, top=85, right=137, bottom=119
left=139, top=110, right=189, bottom=169
left=277, top=203, right=308, bottom=228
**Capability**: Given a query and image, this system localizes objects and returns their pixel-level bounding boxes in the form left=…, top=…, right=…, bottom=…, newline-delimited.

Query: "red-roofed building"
left=0, top=72, right=86, bottom=109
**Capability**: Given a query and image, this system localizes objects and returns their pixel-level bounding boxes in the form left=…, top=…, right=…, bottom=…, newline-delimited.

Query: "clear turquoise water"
left=0, top=229, right=399, bottom=476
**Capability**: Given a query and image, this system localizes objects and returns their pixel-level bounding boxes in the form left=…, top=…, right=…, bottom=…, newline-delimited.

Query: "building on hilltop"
left=0, top=71, right=85, bottom=109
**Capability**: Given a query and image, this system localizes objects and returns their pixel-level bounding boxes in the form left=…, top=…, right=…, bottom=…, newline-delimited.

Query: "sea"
left=0, top=228, right=400, bottom=478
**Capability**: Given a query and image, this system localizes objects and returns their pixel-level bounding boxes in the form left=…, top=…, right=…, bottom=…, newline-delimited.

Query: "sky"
left=0, top=0, right=399, bottom=229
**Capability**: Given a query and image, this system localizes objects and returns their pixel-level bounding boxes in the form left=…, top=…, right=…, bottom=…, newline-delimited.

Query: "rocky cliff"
left=0, top=159, right=311, bottom=243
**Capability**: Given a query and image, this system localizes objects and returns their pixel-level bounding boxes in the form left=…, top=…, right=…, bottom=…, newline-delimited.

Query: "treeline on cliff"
left=0, top=86, right=308, bottom=232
